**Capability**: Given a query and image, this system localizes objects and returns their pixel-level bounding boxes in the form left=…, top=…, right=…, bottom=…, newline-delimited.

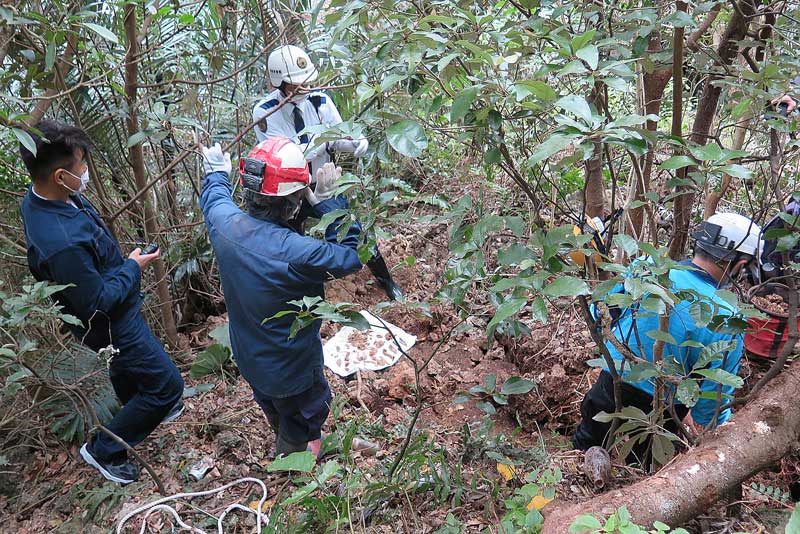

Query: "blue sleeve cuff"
left=311, top=195, right=349, bottom=217
left=203, top=171, right=231, bottom=186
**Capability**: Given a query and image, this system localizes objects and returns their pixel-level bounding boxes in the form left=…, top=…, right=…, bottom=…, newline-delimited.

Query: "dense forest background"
left=1, top=0, right=800, bottom=532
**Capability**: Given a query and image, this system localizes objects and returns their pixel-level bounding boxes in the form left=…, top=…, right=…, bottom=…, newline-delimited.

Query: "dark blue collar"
left=25, top=187, right=84, bottom=218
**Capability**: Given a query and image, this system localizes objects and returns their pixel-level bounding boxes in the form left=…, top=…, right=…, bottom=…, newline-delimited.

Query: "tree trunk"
left=668, top=0, right=758, bottom=259
left=584, top=84, right=606, bottom=218
left=630, top=36, right=672, bottom=235
left=123, top=2, right=178, bottom=346
left=704, top=114, right=751, bottom=218
left=542, top=357, right=800, bottom=532
left=26, top=32, right=78, bottom=126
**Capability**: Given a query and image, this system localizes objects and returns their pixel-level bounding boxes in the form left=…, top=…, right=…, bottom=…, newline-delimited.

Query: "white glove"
left=353, top=137, right=369, bottom=157
left=202, top=143, right=232, bottom=176
left=305, top=163, right=341, bottom=206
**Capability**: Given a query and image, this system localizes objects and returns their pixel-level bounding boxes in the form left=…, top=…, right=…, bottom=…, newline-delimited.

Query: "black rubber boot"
left=366, top=254, right=404, bottom=301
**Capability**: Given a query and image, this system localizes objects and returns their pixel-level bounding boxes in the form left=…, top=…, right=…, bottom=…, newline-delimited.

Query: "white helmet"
left=693, top=212, right=762, bottom=260
left=267, top=45, right=318, bottom=88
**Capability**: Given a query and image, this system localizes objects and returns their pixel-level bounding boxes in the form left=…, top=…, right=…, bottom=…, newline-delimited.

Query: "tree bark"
left=584, top=83, right=606, bottom=218
left=630, top=36, right=672, bottom=235
left=26, top=32, right=79, bottom=126
left=703, top=114, right=750, bottom=218
left=123, top=2, right=179, bottom=346
left=668, top=0, right=758, bottom=259
left=542, top=356, right=800, bottom=532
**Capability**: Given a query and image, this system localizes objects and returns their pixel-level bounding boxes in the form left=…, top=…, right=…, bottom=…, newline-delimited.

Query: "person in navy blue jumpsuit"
left=199, top=139, right=362, bottom=456
left=18, top=120, right=183, bottom=484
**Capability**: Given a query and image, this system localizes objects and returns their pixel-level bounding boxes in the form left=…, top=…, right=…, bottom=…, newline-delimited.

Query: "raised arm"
left=199, top=144, right=238, bottom=225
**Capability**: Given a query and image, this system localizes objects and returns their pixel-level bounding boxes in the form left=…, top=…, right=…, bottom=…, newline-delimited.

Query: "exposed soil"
left=2, top=182, right=796, bottom=532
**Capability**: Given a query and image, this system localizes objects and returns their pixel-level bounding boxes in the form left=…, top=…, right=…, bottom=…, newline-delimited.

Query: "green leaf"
left=569, top=514, right=603, bottom=532
left=659, top=155, right=695, bottom=170
left=690, top=142, right=723, bottom=162
left=576, top=44, right=598, bottom=70
left=476, top=401, right=496, bottom=415
left=718, top=164, right=752, bottom=179
left=451, top=85, right=481, bottom=122
left=127, top=131, right=147, bottom=148
left=530, top=297, right=548, bottom=323
left=512, top=80, right=558, bottom=102
left=486, top=297, right=526, bottom=336
left=82, top=22, right=119, bottom=44
left=528, top=134, right=579, bottom=164
left=694, top=368, right=744, bottom=388
left=614, top=234, right=638, bottom=256
left=13, top=128, right=37, bottom=156
left=645, top=329, right=677, bottom=345
left=500, top=376, right=535, bottom=395
left=689, top=301, right=713, bottom=328
left=555, top=95, right=594, bottom=124
left=208, top=322, right=231, bottom=349
left=696, top=340, right=738, bottom=368
left=189, top=344, right=231, bottom=379
left=341, top=310, right=371, bottom=331
left=497, top=244, right=532, bottom=266
left=663, top=10, right=696, bottom=28
left=542, top=276, right=590, bottom=297
left=676, top=380, right=700, bottom=406
left=268, top=451, right=316, bottom=473
left=386, top=120, right=428, bottom=158
left=45, top=41, right=55, bottom=71
left=786, top=504, right=800, bottom=534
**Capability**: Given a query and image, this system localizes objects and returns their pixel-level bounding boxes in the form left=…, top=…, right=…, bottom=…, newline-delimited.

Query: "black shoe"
left=162, top=399, right=184, bottom=423
left=80, top=442, right=139, bottom=484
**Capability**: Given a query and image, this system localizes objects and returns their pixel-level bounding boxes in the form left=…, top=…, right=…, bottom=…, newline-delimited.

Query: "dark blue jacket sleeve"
left=46, top=244, right=141, bottom=323
left=293, top=195, right=363, bottom=279
left=200, top=171, right=239, bottom=224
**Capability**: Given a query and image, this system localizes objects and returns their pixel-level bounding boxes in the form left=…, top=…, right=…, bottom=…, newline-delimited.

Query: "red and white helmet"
left=239, top=137, right=309, bottom=197
left=267, top=45, right=318, bottom=88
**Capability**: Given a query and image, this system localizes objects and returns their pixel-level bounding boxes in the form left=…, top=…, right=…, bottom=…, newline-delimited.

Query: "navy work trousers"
left=90, top=319, right=184, bottom=461
left=252, top=368, right=331, bottom=454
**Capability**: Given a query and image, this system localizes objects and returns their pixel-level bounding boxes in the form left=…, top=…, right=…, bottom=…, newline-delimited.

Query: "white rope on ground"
left=116, top=477, right=269, bottom=534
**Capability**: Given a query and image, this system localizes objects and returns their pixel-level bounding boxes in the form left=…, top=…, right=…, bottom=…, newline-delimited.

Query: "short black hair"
left=19, top=120, right=92, bottom=183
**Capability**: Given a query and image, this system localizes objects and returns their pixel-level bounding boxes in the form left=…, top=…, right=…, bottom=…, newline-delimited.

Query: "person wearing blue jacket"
left=199, top=137, right=363, bottom=457
left=573, top=212, right=762, bottom=464
left=18, top=120, right=184, bottom=484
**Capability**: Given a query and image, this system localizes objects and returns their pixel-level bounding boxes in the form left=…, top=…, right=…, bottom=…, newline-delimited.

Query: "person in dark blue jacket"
left=199, top=137, right=363, bottom=457
left=18, top=120, right=184, bottom=484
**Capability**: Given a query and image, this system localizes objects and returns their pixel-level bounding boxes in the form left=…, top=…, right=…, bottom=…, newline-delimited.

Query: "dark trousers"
left=573, top=371, right=688, bottom=463
left=252, top=368, right=332, bottom=455
left=90, top=321, right=184, bottom=461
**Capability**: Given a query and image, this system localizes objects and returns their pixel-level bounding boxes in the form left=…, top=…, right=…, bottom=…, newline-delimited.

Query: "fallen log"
left=542, top=359, right=800, bottom=533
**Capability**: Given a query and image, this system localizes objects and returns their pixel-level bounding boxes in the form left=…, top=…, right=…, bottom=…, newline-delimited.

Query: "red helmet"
left=239, top=137, right=309, bottom=197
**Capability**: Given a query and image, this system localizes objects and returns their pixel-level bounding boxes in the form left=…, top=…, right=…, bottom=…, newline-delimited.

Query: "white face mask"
left=290, top=93, right=308, bottom=104
left=60, top=168, right=90, bottom=194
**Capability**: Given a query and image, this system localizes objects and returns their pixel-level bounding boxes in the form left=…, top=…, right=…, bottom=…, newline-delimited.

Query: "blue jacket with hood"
left=199, top=171, right=363, bottom=398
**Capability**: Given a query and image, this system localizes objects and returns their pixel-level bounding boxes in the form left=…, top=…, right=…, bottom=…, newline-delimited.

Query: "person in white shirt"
left=252, top=45, right=402, bottom=300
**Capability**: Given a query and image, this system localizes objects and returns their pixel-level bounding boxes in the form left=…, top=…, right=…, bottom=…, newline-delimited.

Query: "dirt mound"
left=498, top=300, right=597, bottom=433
